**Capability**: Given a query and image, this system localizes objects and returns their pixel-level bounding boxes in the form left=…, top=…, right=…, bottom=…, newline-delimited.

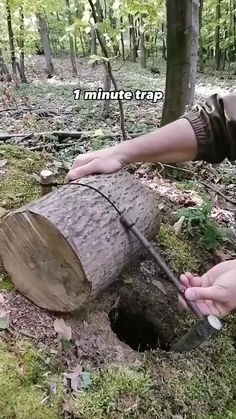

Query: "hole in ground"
left=109, top=303, right=171, bottom=352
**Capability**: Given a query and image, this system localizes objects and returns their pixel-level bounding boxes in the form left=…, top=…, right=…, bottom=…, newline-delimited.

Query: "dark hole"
left=109, top=304, right=171, bottom=352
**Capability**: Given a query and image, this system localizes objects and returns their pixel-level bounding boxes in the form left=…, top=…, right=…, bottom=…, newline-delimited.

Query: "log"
left=0, top=171, right=160, bottom=312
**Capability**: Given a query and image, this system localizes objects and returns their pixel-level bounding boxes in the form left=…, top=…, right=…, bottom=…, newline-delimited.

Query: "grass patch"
left=0, top=339, right=63, bottom=419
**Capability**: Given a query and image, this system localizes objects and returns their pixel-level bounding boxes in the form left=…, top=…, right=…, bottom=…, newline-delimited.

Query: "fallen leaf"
left=49, top=382, right=57, bottom=395
left=53, top=318, right=72, bottom=341
left=0, top=207, right=7, bottom=218
left=173, top=216, right=185, bottom=235
left=80, top=372, right=92, bottom=389
left=0, top=294, right=5, bottom=304
left=151, top=279, right=167, bottom=295
left=0, top=318, right=9, bottom=330
left=0, top=160, right=7, bottom=168
left=63, top=397, right=73, bottom=413
left=214, top=249, right=231, bottom=262
left=64, top=366, right=82, bottom=392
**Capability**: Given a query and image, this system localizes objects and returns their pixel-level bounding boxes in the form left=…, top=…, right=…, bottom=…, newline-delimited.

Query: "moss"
left=157, top=224, right=200, bottom=273
left=0, top=339, right=63, bottom=419
left=72, top=329, right=236, bottom=419
left=0, top=145, right=51, bottom=210
left=73, top=364, right=152, bottom=419
left=0, top=270, right=14, bottom=291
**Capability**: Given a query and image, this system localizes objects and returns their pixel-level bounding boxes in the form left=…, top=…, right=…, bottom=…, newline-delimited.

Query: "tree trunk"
left=215, top=0, right=221, bottom=70
left=129, top=14, right=137, bottom=62
left=199, top=0, right=204, bottom=72
left=0, top=48, right=10, bottom=75
left=139, top=15, right=146, bottom=68
left=162, top=22, right=167, bottom=60
left=65, top=0, right=77, bottom=76
left=161, top=0, right=192, bottom=126
left=187, top=0, right=199, bottom=107
left=91, top=26, right=97, bottom=68
left=38, top=14, right=54, bottom=77
left=102, top=63, right=111, bottom=117
left=0, top=171, right=160, bottom=312
left=79, top=29, right=86, bottom=56
left=120, top=17, right=125, bottom=61
left=6, top=0, right=17, bottom=75
left=18, top=6, right=27, bottom=83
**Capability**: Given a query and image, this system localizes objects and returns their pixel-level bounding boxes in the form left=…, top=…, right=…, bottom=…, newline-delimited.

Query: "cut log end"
left=0, top=211, right=90, bottom=311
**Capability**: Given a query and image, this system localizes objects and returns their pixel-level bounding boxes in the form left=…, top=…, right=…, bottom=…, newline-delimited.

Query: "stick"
left=0, top=130, right=148, bottom=143
left=40, top=170, right=54, bottom=196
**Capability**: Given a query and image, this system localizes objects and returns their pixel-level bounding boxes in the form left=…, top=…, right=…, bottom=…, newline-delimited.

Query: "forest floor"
left=0, top=56, right=236, bottom=419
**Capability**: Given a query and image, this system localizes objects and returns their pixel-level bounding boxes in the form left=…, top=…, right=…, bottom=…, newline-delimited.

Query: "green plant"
left=178, top=201, right=226, bottom=251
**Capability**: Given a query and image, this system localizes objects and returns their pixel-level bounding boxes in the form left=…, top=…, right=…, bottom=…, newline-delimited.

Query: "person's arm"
left=67, top=93, right=236, bottom=181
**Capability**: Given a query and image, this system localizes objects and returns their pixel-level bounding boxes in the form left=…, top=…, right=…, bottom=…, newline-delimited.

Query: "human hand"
left=66, top=148, right=125, bottom=181
left=179, top=260, right=236, bottom=318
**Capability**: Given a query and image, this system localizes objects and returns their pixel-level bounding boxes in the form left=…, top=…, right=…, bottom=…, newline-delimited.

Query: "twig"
left=0, top=107, right=74, bottom=115
left=163, top=163, right=236, bottom=205
left=0, top=130, right=147, bottom=143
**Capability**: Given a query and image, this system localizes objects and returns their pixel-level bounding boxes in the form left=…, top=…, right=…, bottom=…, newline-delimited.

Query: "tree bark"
left=139, top=15, right=146, bottom=68
left=199, top=0, right=204, bottom=72
left=187, top=0, right=199, bottom=107
left=161, top=23, right=167, bottom=60
left=0, top=171, right=160, bottom=312
left=6, top=0, right=17, bottom=75
left=120, top=17, right=125, bottom=61
left=37, top=14, right=54, bottom=77
left=102, top=63, right=111, bottom=117
left=161, top=0, right=192, bottom=126
left=65, top=0, right=77, bottom=76
left=0, top=48, right=10, bottom=75
left=18, top=6, right=27, bottom=83
left=90, top=26, right=97, bottom=68
left=129, top=14, right=137, bottom=62
left=215, top=0, right=221, bottom=70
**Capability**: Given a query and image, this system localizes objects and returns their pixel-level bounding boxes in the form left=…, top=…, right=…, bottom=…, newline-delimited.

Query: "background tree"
left=161, top=0, right=192, bottom=125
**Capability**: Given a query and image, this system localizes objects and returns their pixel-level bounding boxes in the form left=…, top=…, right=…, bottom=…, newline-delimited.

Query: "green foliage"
left=157, top=224, right=200, bottom=273
left=178, top=201, right=226, bottom=251
left=73, top=364, right=152, bottom=419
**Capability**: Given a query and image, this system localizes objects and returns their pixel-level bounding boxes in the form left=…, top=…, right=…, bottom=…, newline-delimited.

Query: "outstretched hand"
left=179, top=260, right=236, bottom=318
left=66, top=148, right=125, bottom=181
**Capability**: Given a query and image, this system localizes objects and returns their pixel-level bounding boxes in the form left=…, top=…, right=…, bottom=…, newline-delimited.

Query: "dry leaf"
left=151, top=279, right=167, bottom=295
left=64, top=365, right=82, bottom=392
left=173, top=216, right=185, bottom=235
left=0, top=159, right=7, bottom=168
left=0, top=318, right=9, bottom=330
left=214, top=249, right=231, bottom=262
left=0, top=207, right=7, bottom=219
left=53, top=318, right=72, bottom=341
